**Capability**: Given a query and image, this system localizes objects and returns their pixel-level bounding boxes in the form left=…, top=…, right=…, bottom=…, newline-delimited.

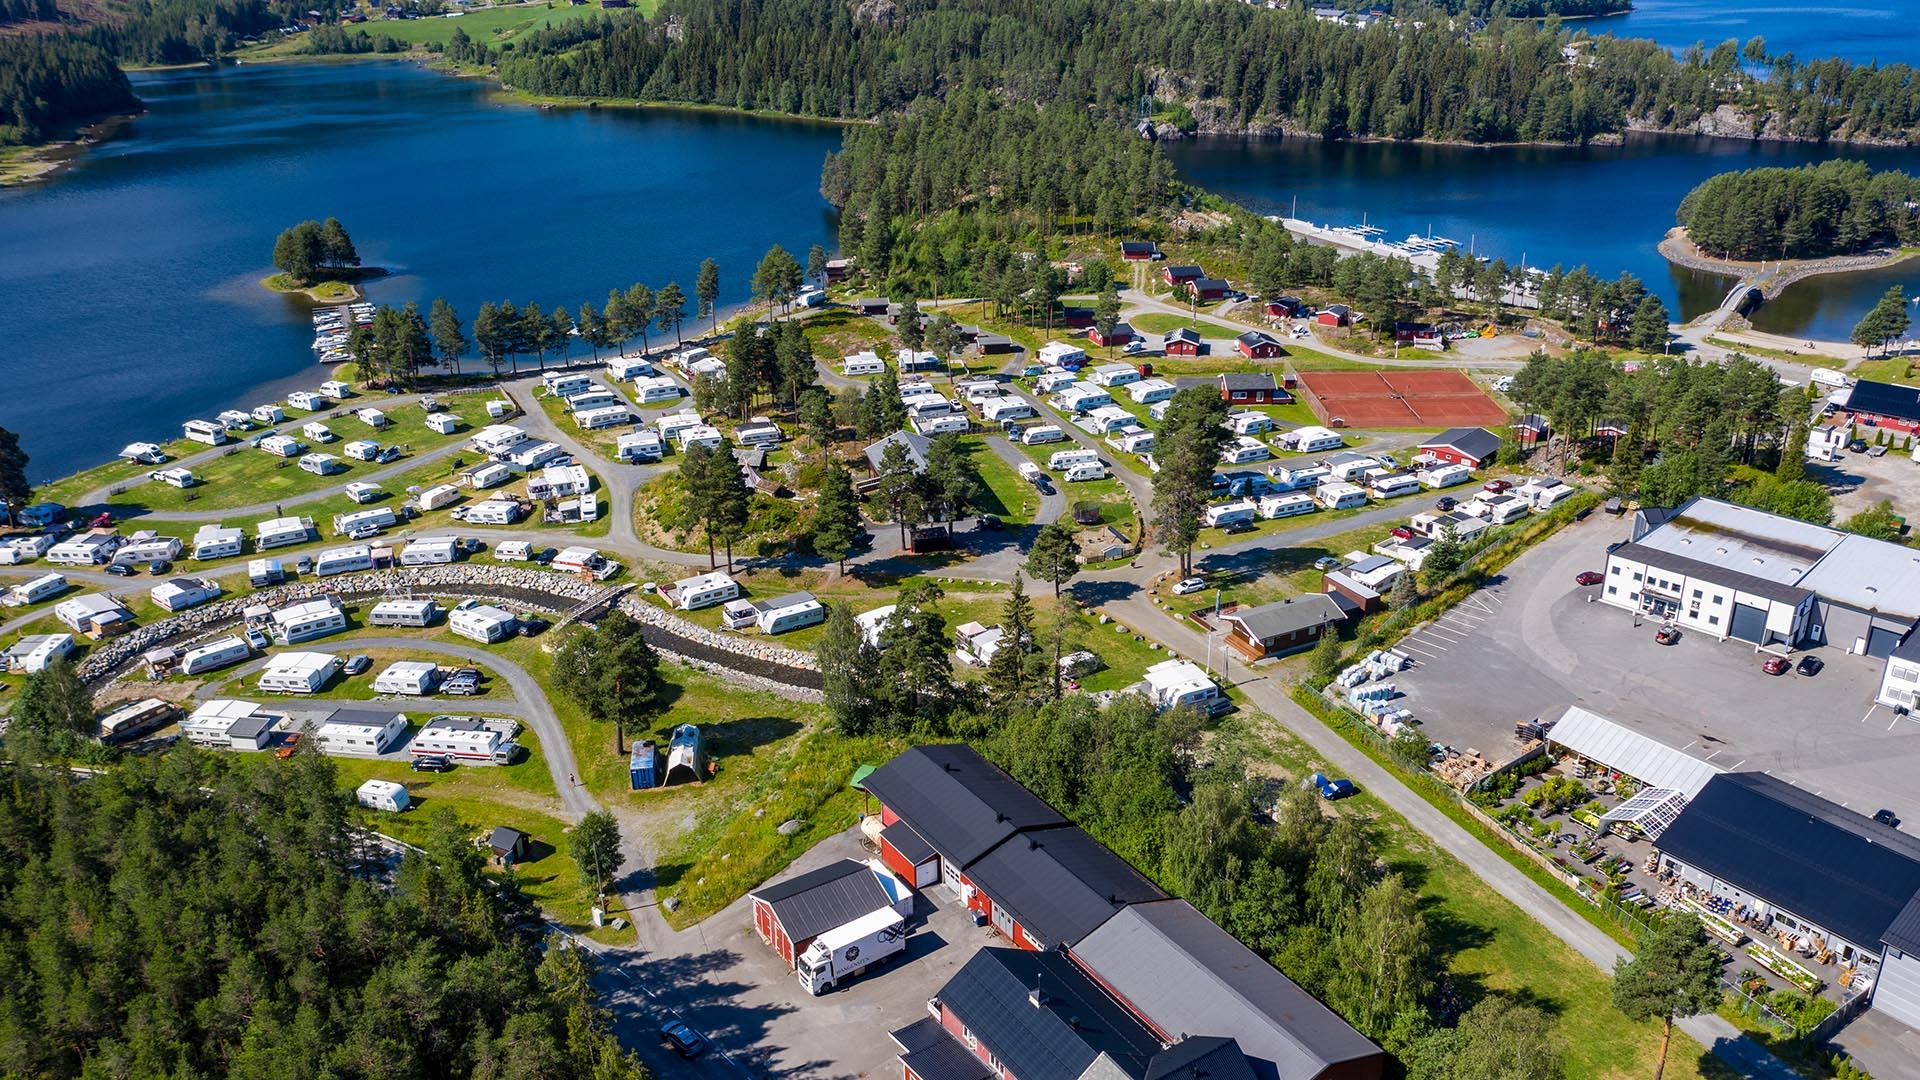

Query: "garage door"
left=1869, top=626, right=1902, bottom=659
left=1874, top=949, right=1920, bottom=1031
left=1729, top=603, right=1768, bottom=643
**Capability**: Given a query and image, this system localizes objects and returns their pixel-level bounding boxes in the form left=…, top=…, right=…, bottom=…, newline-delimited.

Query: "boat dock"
left=1274, top=215, right=1541, bottom=309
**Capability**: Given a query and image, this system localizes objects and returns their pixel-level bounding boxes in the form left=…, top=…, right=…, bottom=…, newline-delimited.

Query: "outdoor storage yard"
left=1294, top=369, right=1509, bottom=428
left=1379, top=511, right=1920, bottom=825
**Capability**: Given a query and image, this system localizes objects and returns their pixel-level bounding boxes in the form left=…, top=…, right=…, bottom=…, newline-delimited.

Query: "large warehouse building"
left=1600, top=497, right=1920, bottom=658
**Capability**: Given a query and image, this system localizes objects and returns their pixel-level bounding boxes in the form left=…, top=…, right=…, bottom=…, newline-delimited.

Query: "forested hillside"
left=1677, top=160, right=1920, bottom=261
left=496, top=0, right=1920, bottom=144
left=78, top=0, right=311, bottom=65
left=0, top=752, right=652, bottom=1079
left=0, top=34, right=136, bottom=145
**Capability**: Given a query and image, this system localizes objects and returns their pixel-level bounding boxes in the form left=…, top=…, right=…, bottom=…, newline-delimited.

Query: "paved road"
left=1119, top=290, right=1530, bottom=371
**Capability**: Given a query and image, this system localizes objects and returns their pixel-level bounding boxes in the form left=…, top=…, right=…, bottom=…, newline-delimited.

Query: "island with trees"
left=1668, top=160, right=1920, bottom=271
left=263, top=216, right=385, bottom=300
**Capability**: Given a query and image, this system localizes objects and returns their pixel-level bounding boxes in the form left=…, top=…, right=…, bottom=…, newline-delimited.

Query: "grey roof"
left=1894, top=625, right=1920, bottom=664
left=749, top=858, right=890, bottom=941
left=1164, top=327, right=1202, bottom=344
left=1886, top=893, right=1920, bottom=954
left=1656, top=773, right=1920, bottom=952
left=1420, top=427, right=1500, bottom=462
left=1345, top=555, right=1396, bottom=575
left=321, top=706, right=404, bottom=730
left=864, top=430, right=932, bottom=473
left=752, top=591, right=818, bottom=614
left=881, top=820, right=937, bottom=865
left=423, top=716, right=487, bottom=733
left=860, top=744, right=1067, bottom=867
left=1166, top=264, right=1204, bottom=277
left=966, top=825, right=1166, bottom=948
left=1233, top=332, right=1277, bottom=350
left=891, top=1019, right=994, bottom=1080
left=225, top=716, right=271, bottom=740
left=1799, top=534, right=1920, bottom=621
left=489, top=825, right=526, bottom=851
left=1611, top=541, right=1813, bottom=606
left=1223, top=595, right=1346, bottom=643
left=1191, top=277, right=1230, bottom=291
left=1220, top=371, right=1277, bottom=390
left=1070, top=900, right=1381, bottom=1080
left=938, top=948, right=1167, bottom=1080
left=1146, top=1037, right=1259, bottom=1080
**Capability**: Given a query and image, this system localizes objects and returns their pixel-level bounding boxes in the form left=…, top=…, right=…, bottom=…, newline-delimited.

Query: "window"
left=1714, top=595, right=1724, bottom=604
left=1607, top=586, right=1618, bottom=596
left=964, top=1028, right=977, bottom=1051
left=1633, top=572, right=1643, bottom=582
left=1709, top=616, right=1720, bottom=626
left=1692, top=589, right=1703, bottom=599
left=1610, top=566, right=1621, bottom=575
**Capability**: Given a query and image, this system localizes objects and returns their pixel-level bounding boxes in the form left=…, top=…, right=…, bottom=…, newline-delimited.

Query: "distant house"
left=1218, top=371, right=1288, bottom=404
left=1161, top=264, right=1204, bottom=287
left=1316, top=304, right=1353, bottom=327
left=1513, top=413, right=1551, bottom=445
left=1162, top=327, right=1203, bottom=356
left=1266, top=295, right=1307, bottom=318
left=1418, top=427, right=1502, bottom=469
left=1837, top=379, right=1920, bottom=434
left=1187, top=277, right=1230, bottom=302
left=489, top=826, right=529, bottom=867
left=863, top=431, right=931, bottom=476
left=1086, top=321, right=1135, bottom=348
left=1234, top=332, right=1285, bottom=361
left=1119, top=241, right=1160, bottom=261
left=1222, top=594, right=1348, bottom=660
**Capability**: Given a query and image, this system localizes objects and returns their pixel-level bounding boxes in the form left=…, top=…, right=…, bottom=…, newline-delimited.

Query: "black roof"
left=225, top=716, right=271, bottom=740
left=1221, top=371, right=1277, bottom=389
left=861, top=744, right=1067, bottom=867
left=966, top=825, right=1167, bottom=948
left=939, top=948, right=1166, bottom=1080
left=1894, top=624, right=1920, bottom=664
left=1120, top=241, right=1159, bottom=256
left=890, top=1018, right=993, bottom=1080
left=1886, top=893, right=1920, bottom=955
left=489, top=826, right=527, bottom=851
left=1845, top=379, right=1920, bottom=423
left=1420, top=426, right=1500, bottom=462
left=1164, top=327, right=1201, bottom=344
left=1146, top=1037, right=1260, bottom=1080
left=749, top=858, right=890, bottom=941
left=1610, top=541, right=1813, bottom=607
left=1166, top=264, right=1204, bottom=277
left=881, top=820, right=937, bottom=865
left=1656, top=772, right=1920, bottom=951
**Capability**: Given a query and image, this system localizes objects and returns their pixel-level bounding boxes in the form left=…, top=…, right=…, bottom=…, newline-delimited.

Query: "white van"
left=1022, top=425, right=1066, bottom=445
left=1063, top=461, right=1108, bottom=482
left=1048, top=448, right=1099, bottom=471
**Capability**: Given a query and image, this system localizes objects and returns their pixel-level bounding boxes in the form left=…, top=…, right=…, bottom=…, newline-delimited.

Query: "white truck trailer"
left=795, top=907, right=907, bottom=995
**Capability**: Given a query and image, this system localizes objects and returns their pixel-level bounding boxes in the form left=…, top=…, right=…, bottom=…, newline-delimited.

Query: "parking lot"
left=1387, top=511, right=1920, bottom=826
left=1811, top=443, right=1920, bottom=522
left=597, top=827, right=996, bottom=1078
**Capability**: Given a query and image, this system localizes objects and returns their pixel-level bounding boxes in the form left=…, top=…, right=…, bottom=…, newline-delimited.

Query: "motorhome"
left=575, top=405, right=634, bottom=430
left=463, top=499, right=525, bottom=526
left=217, top=409, right=254, bottom=431
left=632, top=376, right=683, bottom=404
left=302, top=421, right=336, bottom=443
left=471, top=425, right=529, bottom=457
left=1205, top=499, right=1259, bottom=528
left=319, top=380, right=352, bottom=400
left=259, top=434, right=305, bottom=458
left=424, top=412, right=463, bottom=435
left=1063, top=461, right=1109, bottom=482
left=449, top=601, right=518, bottom=644
left=354, top=407, right=389, bottom=428
left=1316, top=481, right=1368, bottom=510
left=312, top=544, right=374, bottom=577
left=179, top=635, right=252, bottom=676
left=842, top=351, right=886, bottom=377
left=1021, top=424, right=1066, bottom=445
left=607, top=356, right=654, bottom=380
left=287, top=392, right=326, bottom=411
left=341, top=440, right=380, bottom=462
left=668, top=571, right=738, bottom=611
left=119, top=442, right=166, bottom=465
left=182, top=419, right=228, bottom=446
left=1259, top=492, right=1318, bottom=519
left=332, top=507, right=397, bottom=536
left=1220, top=437, right=1272, bottom=465
left=369, top=599, right=441, bottom=628
left=247, top=558, right=284, bottom=587
left=416, top=484, right=462, bottom=511
left=194, top=524, right=245, bottom=559
left=98, top=698, right=179, bottom=744
left=251, top=404, right=286, bottom=425
left=5, top=573, right=68, bottom=606
left=506, top=440, right=567, bottom=471
left=399, top=537, right=458, bottom=566
left=148, top=467, right=200, bottom=489
left=1048, top=448, right=1100, bottom=471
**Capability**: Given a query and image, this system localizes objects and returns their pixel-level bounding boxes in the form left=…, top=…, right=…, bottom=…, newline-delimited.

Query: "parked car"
left=1309, top=771, right=1356, bottom=800
left=659, top=1022, right=708, bottom=1059
left=1654, top=627, right=1680, bottom=645
left=1796, top=655, right=1824, bottom=677
left=245, top=626, right=270, bottom=650
left=1313, top=556, right=1341, bottom=571
left=531, top=547, right=557, bottom=565
left=516, top=614, right=551, bottom=637
left=347, top=523, right=381, bottom=540
left=1606, top=540, right=1626, bottom=554
left=442, top=669, right=483, bottom=695
left=1390, top=526, right=1414, bottom=540
left=458, top=537, right=485, bottom=554
left=295, top=555, right=314, bottom=574
left=1761, top=655, right=1789, bottom=675
left=1849, top=439, right=1869, bottom=453
left=147, top=560, right=172, bottom=575
left=411, top=754, right=453, bottom=772
left=274, top=733, right=303, bottom=760
left=1171, top=576, right=1207, bottom=596
left=976, top=514, right=1003, bottom=531
left=1435, top=496, right=1456, bottom=511
left=1482, top=479, right=1511, bottom=493
left=1869, top=445, right=1889, bottom=458
left=1575, top=571, right=1604, bottom=586
left=107, top=563, right=136, bottom=578
left=343, top=654, right=371, bottom=676
left=1123, top=339, right=1148, bottom=354
left=1874, top=809, right=1901, bottom=827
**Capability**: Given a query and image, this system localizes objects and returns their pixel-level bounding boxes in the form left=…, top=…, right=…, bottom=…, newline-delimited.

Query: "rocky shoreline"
left=1658, top=227, right=1919, bottom=299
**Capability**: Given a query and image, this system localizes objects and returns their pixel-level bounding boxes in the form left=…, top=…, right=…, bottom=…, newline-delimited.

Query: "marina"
left=1277, top=217, right=1543, bottom=309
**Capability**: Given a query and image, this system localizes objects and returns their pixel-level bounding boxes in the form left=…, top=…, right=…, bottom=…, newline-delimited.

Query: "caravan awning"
left=1546, top=706, right=1721, bottom=798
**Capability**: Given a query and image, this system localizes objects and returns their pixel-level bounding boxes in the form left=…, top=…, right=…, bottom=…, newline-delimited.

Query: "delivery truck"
left=795, top=907, right=907, bottom=995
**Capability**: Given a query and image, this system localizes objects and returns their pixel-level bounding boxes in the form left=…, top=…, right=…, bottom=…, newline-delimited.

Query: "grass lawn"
left=1129, top=312, right=1247, bottom=337
left=956, top=436, right=1041, bottom=525
left=1215, top=710, right=1729, bottom=1080
left=1705, top=337, right=1848, bottom=370
left=1849, top=355, right=1918, bottom=385
left=633, top=471, right=810, bottom=559
left=244, top=1, right=627, bottom=58
left=103, top=399, right=491, bottom=513
left=31, top=436, right=204, bottom=507
left=802, top=308, right=898, bottom=361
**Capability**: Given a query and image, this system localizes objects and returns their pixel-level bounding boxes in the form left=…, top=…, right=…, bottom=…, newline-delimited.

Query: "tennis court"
left=1296, top=369, right=1508, bottom=428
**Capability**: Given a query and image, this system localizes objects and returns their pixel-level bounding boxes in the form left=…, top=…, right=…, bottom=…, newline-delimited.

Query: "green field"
left=30, top=436, right=205, bottom=508
left=243, top=1, right=630, bottom=58
left=955, top=436, right=1042, bottom=525
left=1129, top=311, right=1246, bottom=337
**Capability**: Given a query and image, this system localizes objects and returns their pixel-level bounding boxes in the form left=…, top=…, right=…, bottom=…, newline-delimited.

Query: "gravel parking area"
left=1385, top=511, right=1920, bottom=828
left=1812, top=445, right=1920, bottom=523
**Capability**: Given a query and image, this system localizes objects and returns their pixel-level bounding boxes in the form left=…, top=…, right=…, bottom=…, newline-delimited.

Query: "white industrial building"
left=372, top=661, right=441, bottom=695
left=313, top=707, right=409, bottom=756
left=257, top=652, right=341, bottom=694
left=269, top=598, right=348, bottom=644
left=449, top=602, right=518, bottom=644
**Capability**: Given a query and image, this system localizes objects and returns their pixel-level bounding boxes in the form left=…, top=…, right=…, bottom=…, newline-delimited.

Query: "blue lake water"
left=1578, top=0, right=1913, bottom=69
left=0, top=61, right=842, bottom=479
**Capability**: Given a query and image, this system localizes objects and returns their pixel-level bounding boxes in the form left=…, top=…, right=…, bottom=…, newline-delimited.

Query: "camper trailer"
left=575, top=405, right=634, bottom=430
left=369, top=599, right=441, bottom=628
left=259, top=434, right=305, bottom=458
left=179, top=635, right=253, bottom=676
left=298, top=453, right=344, bottom=476
left=312, top=545, right=374, bottom=577
left=842, top=351, right=886, bottom=377
left=319, top=380, right=352, bottom=400
left=417, top=484, right=463, bottom=511
left=1063, top=461, right=1109, bottom=482
left=668, top=572, right=738, bottom=611
left=194, top=524, right=246, bottom=560
left=607, top=356, right=654, bottom=380
left=471, top=425, right=529, bottom=457
left=342, top=440, right=381, bottom=462
left=251, top=404, right=286, bottom=425
left=247, top=558, right=284, bottom=587
left=354, top=407, right=389, bottom=428
left=1048, top=448, right=1100, bottom=471
left=355, top=779, right=410, bottom=812
left=182, top=419, right=228, bottom=446
left=399, top=537, right=458, bottom=566
left=449, top=601, right=518, bottom=644
left=632, top=376, right=683, bottom=404
left=463, top=499, right=525, bottom=526
left=424, top=412, right=463, bottom=435
left=1205, top=499, right=1258, bottom=529
left=1021, top=424, right=1066, bottom=445
left=332, top=507, right=397, bottom=536
left=5, top=573, right=69, bottom=606
left=98, top=698, right=179, bottom=745
left=287, top=391, right=326, bottom=411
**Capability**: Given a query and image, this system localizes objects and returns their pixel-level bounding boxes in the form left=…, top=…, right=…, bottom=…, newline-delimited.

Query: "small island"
left=1663, top=160, right=1920, bottom=285
left=261, top=217, right=386, bottom=301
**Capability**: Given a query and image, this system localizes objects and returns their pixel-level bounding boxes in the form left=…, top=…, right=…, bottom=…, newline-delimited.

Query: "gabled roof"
left=1146, top=1036, right=1259, bottom=1080
left=861, top=744, right=1067, bottom=867
left=1222, top=594, right=1346, bottom=643
left=891, top=1018, right=994, bottom=1080
left=1545, top=706, right=1721, bottom=798
left=1419, top=426, right=1500, bottom=462
left=1610, top=541, right=1813, bottom=606
left=939, top=948, right=1167, bottom=1080
left=864, top=430, right=932, bottom=473
left=1165, top=264, right=1204, bottom=277
left=1233, top=332, right=1278, bottom=350
left=1656, top=772, right=1920, bottom=951
left=1886, top=893, right=1920, bottom=955
left=1164, top=327, right=1202, bottom=345
left=1221, top=372, right=1277, bottom=392
left=966, top=825, right=1166, bottom=948
left=750, top=858, right=890, bottom=941
left=1070, top=899, right=1381, bottom=1080
left=1844, top=379, right=1920, bottom=423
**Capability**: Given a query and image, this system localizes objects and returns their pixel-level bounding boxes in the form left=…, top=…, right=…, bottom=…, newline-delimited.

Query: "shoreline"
left=0, top=110, right=142, bottom=187
left=259, top=268, right=387, bottom=303
left=1658, top=227, right=1920, bottom=299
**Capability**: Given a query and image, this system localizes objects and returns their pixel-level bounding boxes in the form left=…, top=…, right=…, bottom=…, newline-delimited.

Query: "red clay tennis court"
left=1296, top=369, right=1508, bottom=428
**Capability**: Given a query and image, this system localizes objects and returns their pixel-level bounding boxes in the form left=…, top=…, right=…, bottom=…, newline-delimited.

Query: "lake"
left=1577, top=0, right=1911, bottom=70
left=1164, top=132, right=1920, bottom=341
left=0, top=61, right=842, bottom=480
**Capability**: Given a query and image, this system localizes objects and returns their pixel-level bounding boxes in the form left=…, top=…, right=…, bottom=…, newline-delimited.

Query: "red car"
left=1482, top=479, right=1511, bottom=493
left=1654, top=627, right=1680, bottom=645
left=1575, top=571, right=1603, bottom=586
left=1762, top=655, right=1790, bottom=675
left=1391, top=526, right=1414, bottom=540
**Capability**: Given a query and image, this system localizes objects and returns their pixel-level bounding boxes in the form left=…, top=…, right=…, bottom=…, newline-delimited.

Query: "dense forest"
left=495, top=0, right=1920, bottom=144
left=78, top=0, right=302, bottom=66
left=0, top=34, right=137, bottom=146
left=1676, top=159, right=1920, bottom=261
left=0, top=0, right=60, bottom=24
left=0, top=750, right=653, bottom=1079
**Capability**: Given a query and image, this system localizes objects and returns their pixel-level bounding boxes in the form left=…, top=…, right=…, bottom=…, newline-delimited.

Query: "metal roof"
left=1610, top=541, right=1814, bottom=606
left=938, top=948, right=1166, bottom=1080
left=1222, top=595, right=1346, bottom=643
left=1220, top=371, right=1277, bottom=390
left=1885, top=893, right=1920, bottom=955
left=864, top=430, right=931, bottom=473
left=860, top=745, right=1067, bottom=867
left=1070, top=900, right=1379, bottom=1080
left=1844, top=379, right=1920, bottom=423
left=1656, top=772, right=1920, bottom=952
left=1546, top=706, right=1721, bottom=798
left=1145, top=1037, right=1259, bottom=1080
left=1633, top=497, right=1841, bottom=584
left=1419, top=427, right=1500, bottom=462
left=966, top=826, right=1166, bottom=948
left=749, top=858, right=891, bottom=942
left=890, top=1019, right=994, bottom=1080
left=881, top=820, right=936, bottom=866
left=1799, top=534, right=1920, bottom=621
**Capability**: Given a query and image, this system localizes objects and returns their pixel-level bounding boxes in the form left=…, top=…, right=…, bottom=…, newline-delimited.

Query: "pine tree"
left=551, top=610, right=664, bottom=755
left=0, top=425, right=32, bottom=522
left=655, top=281, right=687, bottom=349
left=1612, top=915, right=1725, bottom=1080
left=985, top=574, right=1038, bottom=708
left=708, top=444, right=752, bottom=575
left=429, top=297, right=467, bottom=374
left=1024, top=521, right=1081, bottom=598
left=695, top=257, right=721, bottom=335
left=812, top=464, right=864, bottom=573
left=817, top=602, right=877, bottom=733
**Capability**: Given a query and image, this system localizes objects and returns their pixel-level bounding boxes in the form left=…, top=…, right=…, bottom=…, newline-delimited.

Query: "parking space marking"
left=1399, top=641, right=1444, bottom=659
left=1860, top=705, right=1881, bottom=725
left=1436, top=615, right=1481, bottom=632
left=1406, top=637, right=1448, bottom=652
left=1424, top=624, right=1470, bottom=640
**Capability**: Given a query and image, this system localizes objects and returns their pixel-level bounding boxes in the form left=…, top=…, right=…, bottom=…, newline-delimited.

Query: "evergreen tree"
left=1628, top=294, right=1671, bottom=353
left=0, top=425, right=31, bottom=522
left=817, top=602, right=878, bottom=733
left=318, top=217, right=358, bottom=269
left=1024, top=521, right=1081, bottom=598
left=625, top=284, right=654, bottom=355
left=1423, top=526, right=1467, bottom=581
left=1612, top=914, right=1725, bottom=1080
left=752, top=244, right=804, bottom=318
left=654, top=281, right=687, bottom=349
left=875, top=580, right=952, bottom=725
left=429, top=297, right=467, bottom=374
left=1092, top=285, right=1123, bottom=356
left=896, top=296, right=924, bottom=352
left=1152, top=386, right=1231, bottom=575
left=874, top=440, right=925, bottom=546
left=984, top=574, right=1038, bottom=708
left=812, top=464, right=864, bottom=573
left=3, top=656, right=92, bottom=760
left=807, top=243, right=828, bottom=284
left=568, top=810, right=625, bottom=894
left=1852, top=286, right=1910, bottom=355
left=695, top=257, right=721, bottom=334
left=675, top=442, right=724, bottom=568
left=708, top=444, right=753, bottom=575
left=551, top=610, right=664, bottom=755
left=1307, top=631, right=1343, bottom=682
